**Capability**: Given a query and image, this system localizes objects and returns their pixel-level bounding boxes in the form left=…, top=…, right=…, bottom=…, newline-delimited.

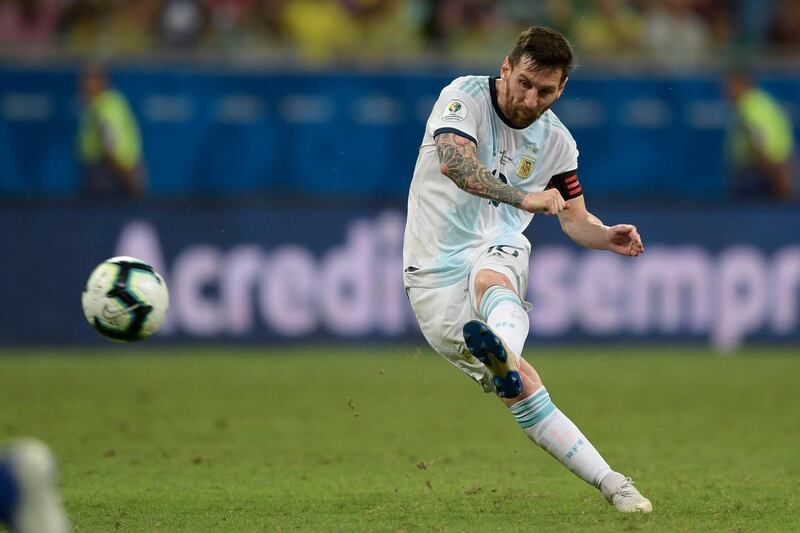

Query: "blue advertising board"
left=1, top=203, right=798, bottom=350
left=1, top=66, right=798, bottom=199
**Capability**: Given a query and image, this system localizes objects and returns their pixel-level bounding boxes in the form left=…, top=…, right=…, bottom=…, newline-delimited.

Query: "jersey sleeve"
left=428, top=89, right=481, bottom=147
left=545, top=127, right=582, bottom=200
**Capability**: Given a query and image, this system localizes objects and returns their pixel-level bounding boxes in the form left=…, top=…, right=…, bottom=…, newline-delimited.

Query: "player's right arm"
left=435, top=132, right=567, bottom=214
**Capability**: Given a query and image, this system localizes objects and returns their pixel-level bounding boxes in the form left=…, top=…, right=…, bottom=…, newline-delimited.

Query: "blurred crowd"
left=0, top=0, right=799, bottom=67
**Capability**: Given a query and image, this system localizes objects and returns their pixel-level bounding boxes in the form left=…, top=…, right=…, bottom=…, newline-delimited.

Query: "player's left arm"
left=557, top=195, right=644, bottom=257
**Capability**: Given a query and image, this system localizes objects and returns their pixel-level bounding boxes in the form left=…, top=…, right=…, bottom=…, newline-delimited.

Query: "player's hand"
left=606, top=224, right=644, bottom=256
left=521, top=189, right=569, bottom=215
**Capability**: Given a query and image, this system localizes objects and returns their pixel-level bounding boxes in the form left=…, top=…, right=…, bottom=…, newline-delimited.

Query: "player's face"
left=499, top=56, right=566, bottom=128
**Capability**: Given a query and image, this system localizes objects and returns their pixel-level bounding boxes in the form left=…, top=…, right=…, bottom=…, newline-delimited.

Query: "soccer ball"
left=81, top=256, right=169, bottom=342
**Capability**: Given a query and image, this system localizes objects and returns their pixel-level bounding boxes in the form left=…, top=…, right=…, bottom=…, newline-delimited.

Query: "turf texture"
left=1, top=345, right=798, bottom=532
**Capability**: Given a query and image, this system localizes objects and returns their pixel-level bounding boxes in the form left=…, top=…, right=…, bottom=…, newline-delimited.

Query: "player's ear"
left=557, top=76, right=569, bottom=97
left=500, top=57, right=511, bottom=79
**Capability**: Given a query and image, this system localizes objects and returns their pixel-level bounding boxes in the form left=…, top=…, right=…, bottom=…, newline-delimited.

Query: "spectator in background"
left=59, top=0, right=106, bottom=55
left=423, top=0, right=518, bottom=63
left=641, top=0, right=713, bottom=68
left=157, top=0, right=209, bottom=49
left=0, top=0, right=62, bottom=50
left=730, top=0, right=774, bottom=49
left=207, top=0, right=287, bottom=58
left=724, top=70, right=796, bottom=202
left=421, top=0, right=461, bottom=54
left=208, top=0, right=256, bottom=53
left=346, top=0, right=425, bottom=63
left=570, top=0, right=643, bottom=60
left=503, top=0, right=571, bottom=32
left=61, top=0, right=156, bottom=57
left=768, top=0, right=800, bottom=56
left=106, top=0, right=159, bottom=57
left=281, top=0, right=359, bottom=62
left=691, top=0, right=733, bottom=49
left=78, top=65, right=145, bottom=199
left=458, top=0, right=520, bottom=62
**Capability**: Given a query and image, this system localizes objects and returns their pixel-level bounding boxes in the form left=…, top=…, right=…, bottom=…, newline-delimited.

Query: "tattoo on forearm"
left=435, top=133, right=525, bottom=207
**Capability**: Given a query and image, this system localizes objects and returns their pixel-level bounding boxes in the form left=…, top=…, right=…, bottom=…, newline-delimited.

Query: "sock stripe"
left=512, top=397, right=551, bottom=422
left=511, top=387, right=556, bottom=428
left=479, top=286, right=522, bottom=321
left=510, top=388, right=548, bottom=414
left=510, top=391, right=549, bottom=416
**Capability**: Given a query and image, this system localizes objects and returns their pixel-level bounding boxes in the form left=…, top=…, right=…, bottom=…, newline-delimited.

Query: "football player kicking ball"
left=403, top=26, right=652, bottom=513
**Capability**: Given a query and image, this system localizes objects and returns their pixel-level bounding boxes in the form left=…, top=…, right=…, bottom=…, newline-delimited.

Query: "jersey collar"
left=489, top=76, right=527, bottom=130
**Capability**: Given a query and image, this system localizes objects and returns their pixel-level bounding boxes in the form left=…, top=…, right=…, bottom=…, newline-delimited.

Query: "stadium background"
left=2, top=0, right=798, bottom=350
left=1, top=2, right=800, bottom=531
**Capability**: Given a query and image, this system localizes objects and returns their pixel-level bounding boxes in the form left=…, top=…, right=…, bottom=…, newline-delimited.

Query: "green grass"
left=1, top=345, right=799, bottom=532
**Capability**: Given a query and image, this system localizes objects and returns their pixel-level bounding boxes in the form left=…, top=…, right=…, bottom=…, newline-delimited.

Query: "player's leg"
left=509, top=357, right=651, bottom=512
left=468, top=266, right=653, bottom=513
left=0, top=439, right=70, bottom=533
left=407, top=282, right=497, bottom=394
left=462, top=269, right=528, bottom=398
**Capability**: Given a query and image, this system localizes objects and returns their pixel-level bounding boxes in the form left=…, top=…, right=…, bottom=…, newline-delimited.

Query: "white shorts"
left=407, top=243, right=531, bottom=393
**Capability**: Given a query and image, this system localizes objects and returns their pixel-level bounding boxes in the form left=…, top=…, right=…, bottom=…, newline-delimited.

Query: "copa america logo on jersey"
left=442, top=100, right=468, bottom=122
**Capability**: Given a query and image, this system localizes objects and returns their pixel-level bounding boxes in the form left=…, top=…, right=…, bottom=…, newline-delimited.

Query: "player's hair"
left=509, top=27, right=574, bottom=82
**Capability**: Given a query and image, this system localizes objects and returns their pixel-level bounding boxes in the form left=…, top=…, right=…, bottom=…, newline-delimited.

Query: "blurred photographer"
left=78, top=65, right=145, bottom=199
left=724, top=70, right=796, bottom=202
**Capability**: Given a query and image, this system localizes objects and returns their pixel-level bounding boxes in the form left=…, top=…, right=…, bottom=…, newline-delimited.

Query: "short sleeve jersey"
left=403, top=75, right=580, bottom=289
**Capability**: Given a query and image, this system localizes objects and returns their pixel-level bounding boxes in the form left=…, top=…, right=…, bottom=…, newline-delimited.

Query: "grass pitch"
left=1, top=345, right=799, bottom=532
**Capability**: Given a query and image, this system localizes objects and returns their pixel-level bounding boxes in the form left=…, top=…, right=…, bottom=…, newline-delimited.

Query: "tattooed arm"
left=435, top=133, right=568, bottom=215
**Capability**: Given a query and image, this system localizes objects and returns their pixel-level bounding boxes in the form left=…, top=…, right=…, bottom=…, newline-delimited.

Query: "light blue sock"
left=511, top=386, right=613, bottom=488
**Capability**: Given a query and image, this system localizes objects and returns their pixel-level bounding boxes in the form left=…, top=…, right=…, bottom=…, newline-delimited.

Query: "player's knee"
left=474, top=269, right=515, bottom=307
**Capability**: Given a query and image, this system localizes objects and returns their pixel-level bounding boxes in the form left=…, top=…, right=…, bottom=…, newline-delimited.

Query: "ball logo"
left=441, top=99, right=468, bottom=122
left=102, top=302, right=142, bottom=322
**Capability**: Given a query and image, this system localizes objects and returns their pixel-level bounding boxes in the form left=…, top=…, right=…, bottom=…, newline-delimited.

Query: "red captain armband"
left=546, top=169, right=582, bottom=200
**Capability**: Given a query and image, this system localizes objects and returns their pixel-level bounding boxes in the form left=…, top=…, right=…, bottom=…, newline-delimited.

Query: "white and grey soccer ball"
left=81, top=256, right=169, bottom=342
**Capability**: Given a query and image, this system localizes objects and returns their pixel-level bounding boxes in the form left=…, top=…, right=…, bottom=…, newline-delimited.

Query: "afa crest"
left=517, top=158, right=535, bottom=178
left=515, top=144, right=539, bottom=179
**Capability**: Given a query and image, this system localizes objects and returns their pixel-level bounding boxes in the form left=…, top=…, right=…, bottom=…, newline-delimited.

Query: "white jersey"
left=403, top=75, right=580, bottom=289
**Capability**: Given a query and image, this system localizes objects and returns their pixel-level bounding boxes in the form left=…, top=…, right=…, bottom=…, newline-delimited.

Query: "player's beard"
left=504, top=84, right=551, bottom=128
left=508, top=106, right=543, bottom=128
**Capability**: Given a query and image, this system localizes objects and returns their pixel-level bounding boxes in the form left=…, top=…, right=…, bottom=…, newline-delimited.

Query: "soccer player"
left=403, top=26, right=652, bottom=513
left=0, top=438, right=70, bottom=533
